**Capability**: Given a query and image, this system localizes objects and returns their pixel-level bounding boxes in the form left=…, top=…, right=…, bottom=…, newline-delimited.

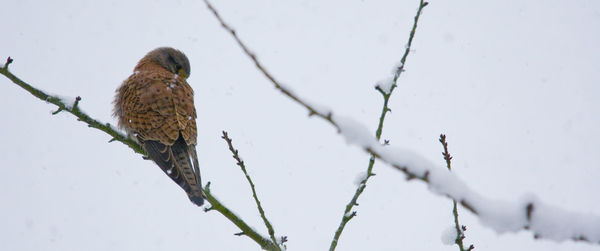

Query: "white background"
left=1, top=0, right=599, bottom=250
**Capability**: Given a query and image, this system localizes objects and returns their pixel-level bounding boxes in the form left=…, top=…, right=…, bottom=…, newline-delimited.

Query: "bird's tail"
left=186, top=144, right=204, bottom=206
left=144, top=135, right=204, bottom=206
left=171, top=138, right=204, bottom=206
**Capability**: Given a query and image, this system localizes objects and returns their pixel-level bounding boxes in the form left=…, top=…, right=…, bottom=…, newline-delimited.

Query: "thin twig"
left=0, top=57, right=279, bottom=251
left=203, top=183, right=280, bottom=251
left=221, top=131, right=283, bottom=250
left=328, top=1, right=429, bottom=250
left=201, top=0, right=338, bottom=130
left=440, top=134, right=474, bottom=251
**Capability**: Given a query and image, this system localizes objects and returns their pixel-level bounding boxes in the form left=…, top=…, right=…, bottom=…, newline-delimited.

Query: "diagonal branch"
left=0, top=57, right=279, bottom=251
left=202, top=0, right=600, bottom=245
left=221, top=131, right=283, bottom=250
left=203, top=183, right=280, bottom=251
left=329, top=1, right=428, bottom=250
left=1, top=57, right=143, bottom=155
left=202, top=0, right=338, bottom=130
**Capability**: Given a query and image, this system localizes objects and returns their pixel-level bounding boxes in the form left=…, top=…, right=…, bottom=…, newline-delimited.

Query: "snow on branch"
left=202, top=0, right=600, bottom=245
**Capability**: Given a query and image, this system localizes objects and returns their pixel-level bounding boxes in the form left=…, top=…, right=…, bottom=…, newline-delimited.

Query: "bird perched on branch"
left=113, top=47, right=204, bottom=206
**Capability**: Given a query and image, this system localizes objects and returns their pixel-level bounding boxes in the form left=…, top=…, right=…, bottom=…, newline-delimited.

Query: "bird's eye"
left=174, top=64, right=183, bottom=75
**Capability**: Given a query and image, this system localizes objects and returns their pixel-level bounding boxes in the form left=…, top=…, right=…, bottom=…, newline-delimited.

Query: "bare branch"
left=201, top=0, right=338, bottom=130
left=440, top=134, right=473, bottom=251
left=203, top=183, right=281, bottom=251
left=203, top=0, right=600, bottom=245
left=329, top=1, right=429, bottom=250
left=221, top=131, right=284, bottom=250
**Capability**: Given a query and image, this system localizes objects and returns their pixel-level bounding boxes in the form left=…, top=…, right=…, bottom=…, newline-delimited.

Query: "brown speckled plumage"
left=113, top=47, right=203, bottom=206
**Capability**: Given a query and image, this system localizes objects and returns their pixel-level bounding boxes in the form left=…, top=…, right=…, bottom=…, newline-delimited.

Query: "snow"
left=334, top=114, right=431, bottom=178
left=375, top=76, right=396, bottom=94
left=528, top=196, right=600, bottom=242
left=354, top=171, right=368, bottom=186
left=333, top=114, right=379, bottom=147
left=441, top=226, right=457, bottom=245
left=391, top=61, right=404, bottom=75
left=375, top=61, right=404, bottom=94
left=275, top=235, right=287, bottom=247
left=56, top=95, right=77, bottom=110
left=378, top=146, right=432, bottom=178
left=332, top=111, right=600, bottom=243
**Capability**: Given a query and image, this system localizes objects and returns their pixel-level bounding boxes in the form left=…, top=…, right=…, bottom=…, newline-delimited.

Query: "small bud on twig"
left=4, top=57, right=13, bottom=69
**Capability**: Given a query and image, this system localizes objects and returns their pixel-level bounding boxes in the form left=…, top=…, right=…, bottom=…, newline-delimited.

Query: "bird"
left=113, top=47, right=204, bottom=206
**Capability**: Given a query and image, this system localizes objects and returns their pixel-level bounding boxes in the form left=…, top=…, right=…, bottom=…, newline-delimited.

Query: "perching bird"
left=113, top=47, right=204, bottom=206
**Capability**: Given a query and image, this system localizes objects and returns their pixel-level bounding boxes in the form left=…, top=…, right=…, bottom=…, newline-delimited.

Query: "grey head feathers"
left=147, top=47, right=191, bottom=78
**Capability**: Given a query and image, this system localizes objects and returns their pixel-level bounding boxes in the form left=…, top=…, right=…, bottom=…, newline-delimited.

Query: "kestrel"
left=113, top=47, right=204, bottom=206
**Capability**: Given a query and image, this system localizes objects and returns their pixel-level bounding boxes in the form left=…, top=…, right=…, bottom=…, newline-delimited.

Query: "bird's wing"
left=171, top=77, right=198, bottom=145
left=119, top=71, right=203, bottom=205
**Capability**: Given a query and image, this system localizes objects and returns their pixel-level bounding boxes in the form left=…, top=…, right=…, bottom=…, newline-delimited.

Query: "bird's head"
left=145, top=47, right=191, bottom=79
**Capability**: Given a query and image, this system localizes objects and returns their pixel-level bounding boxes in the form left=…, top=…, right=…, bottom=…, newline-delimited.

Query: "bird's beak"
left=177, top=69, right=188, bottom=79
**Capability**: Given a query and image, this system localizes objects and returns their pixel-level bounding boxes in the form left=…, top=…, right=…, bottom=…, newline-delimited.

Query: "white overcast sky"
left=1, top=0, right=599, bottom=250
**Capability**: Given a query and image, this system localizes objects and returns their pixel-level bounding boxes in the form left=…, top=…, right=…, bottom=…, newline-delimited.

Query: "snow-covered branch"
left=202, top=0, right=600, bottom=245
